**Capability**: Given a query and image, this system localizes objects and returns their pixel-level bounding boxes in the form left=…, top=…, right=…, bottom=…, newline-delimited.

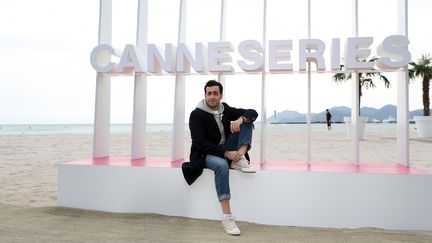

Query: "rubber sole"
left=231, top=165, right=256, bottom=173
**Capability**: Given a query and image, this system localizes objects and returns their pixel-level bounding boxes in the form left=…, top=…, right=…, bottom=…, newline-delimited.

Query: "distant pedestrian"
left=326, top=109, right=332, bottom=130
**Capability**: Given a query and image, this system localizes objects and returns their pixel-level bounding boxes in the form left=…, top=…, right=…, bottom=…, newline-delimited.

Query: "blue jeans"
left=205, top=154, right=230, bottom=201
left=224, top=123, right=253, bottom=152
left=205, top=123, right=253, bottom=201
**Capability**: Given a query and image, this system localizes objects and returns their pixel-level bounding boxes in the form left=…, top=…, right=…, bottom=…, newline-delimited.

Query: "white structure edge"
left=171, top=0, right=187, bottom=161
left=131, top=0, right=149, bottom=160
left=59, top=163, right=432, bottom=231
left=397, top=0, right=410, bottom=166
left=93, top=0, right=112, bottom=158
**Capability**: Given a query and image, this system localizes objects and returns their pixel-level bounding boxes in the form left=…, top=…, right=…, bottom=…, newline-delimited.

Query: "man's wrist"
left=224, top=151, right=229, bottom=158
left=241, top=116, right=249, bottom=124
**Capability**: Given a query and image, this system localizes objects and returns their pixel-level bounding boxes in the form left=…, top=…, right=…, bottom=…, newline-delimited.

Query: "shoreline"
left=0, top=123, right=420, bottom=136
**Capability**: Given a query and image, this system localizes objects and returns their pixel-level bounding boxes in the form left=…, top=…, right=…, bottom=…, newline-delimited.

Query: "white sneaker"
left=222, top=215, right=241, bottom=236
left=231, top=155, right=256, bottom=173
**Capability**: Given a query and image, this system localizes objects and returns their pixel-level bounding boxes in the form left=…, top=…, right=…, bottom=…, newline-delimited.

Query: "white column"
left=352, top=73, right=360, bottom=165
left=93, top=0, right=112, bottom=158
left=171, top=0, right=187, bottom=161
left=352, top=0, right=359, bottom=37
left=397, top=0, right=409, bottom=166
left=351, top=0, right=360, bottom=165
left=218, top=0, right=226, bottom=93
left=260, top=0, right=267, bottom=164
left=131, top=0, right=148, bottom=160
left=306, top=0, right=312, bottom=165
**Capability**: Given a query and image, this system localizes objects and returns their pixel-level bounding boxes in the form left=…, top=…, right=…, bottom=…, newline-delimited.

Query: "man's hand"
left=230, top=117, right=243, bottom=133
left=224, top=151, right=241, bottom=161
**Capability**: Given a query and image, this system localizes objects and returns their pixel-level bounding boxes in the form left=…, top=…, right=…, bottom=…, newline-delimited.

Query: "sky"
left=1, top=0, right=431, bottom=124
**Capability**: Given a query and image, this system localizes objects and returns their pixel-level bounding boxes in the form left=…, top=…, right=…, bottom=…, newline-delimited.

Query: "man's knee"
left=214, top=158, right=229, bottom=172
left=240, top=123, right=253, bottom=131
left=207, top=155, right=229, bottom=172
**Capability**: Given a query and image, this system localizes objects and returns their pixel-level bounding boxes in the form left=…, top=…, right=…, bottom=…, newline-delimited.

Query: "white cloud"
left=1, top=0, right=431, bottom=124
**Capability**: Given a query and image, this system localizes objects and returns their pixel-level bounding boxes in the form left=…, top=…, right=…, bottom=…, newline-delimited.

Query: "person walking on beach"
left=326, top=109, right=332, bottom=130
left=182, top=80, right=257, bottom=236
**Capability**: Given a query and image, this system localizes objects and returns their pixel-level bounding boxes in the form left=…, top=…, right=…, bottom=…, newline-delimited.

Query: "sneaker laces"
left=222, top=215, right=241, bottom=235
left=223, top=215, right=238, bottom=229
left=238, top=156, right=250, bottom=167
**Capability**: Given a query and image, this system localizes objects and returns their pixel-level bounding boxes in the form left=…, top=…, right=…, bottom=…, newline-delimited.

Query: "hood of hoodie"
left=196, top=99, right=224, bottom=115
left=197, top=99, right=226, bottom=144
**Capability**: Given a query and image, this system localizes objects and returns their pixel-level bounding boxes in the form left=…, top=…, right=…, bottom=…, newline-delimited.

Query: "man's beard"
left=206, top=100, right=219, bottom=110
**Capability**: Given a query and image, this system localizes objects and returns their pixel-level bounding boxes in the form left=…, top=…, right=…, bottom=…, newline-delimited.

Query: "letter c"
left=90, top=44, right=117, bottom=73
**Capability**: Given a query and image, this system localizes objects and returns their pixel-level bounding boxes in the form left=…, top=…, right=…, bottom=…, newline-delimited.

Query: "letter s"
left=376, top=35, right=411, bottom=70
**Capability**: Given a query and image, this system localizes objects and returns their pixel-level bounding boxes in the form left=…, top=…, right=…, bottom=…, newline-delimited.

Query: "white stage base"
left=58, top=157, right=432, bottom=230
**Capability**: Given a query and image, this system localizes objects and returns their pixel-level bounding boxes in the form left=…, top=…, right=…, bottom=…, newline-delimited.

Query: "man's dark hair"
left=204, top=80, right=223, bottom=94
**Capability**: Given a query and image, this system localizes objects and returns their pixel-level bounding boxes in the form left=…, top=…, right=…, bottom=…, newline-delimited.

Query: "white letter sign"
left=376, top=35, right=411, bottom=70
left=298, top=39, right=326, bottom=72
left=237, top=40, right=264, bottom=72
left=345, top=37, right=374, bottom=70
left=207, top=42, right=234, bottom=73
left=268, top=40, right=293, bottom=72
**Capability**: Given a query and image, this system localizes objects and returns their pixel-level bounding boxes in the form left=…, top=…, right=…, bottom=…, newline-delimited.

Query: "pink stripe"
left=65, top=157, right=431, bottom=175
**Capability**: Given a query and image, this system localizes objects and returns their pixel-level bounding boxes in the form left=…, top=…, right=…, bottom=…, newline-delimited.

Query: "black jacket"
left=181, top=102, right=258, bottom=185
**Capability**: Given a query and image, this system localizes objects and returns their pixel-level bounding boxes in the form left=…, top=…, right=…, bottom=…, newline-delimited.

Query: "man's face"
left=205, top=85, right=223, bottom=111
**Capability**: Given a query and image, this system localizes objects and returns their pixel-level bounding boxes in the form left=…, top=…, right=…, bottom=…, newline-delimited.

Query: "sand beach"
left=1, top=127, right=432, bottom=242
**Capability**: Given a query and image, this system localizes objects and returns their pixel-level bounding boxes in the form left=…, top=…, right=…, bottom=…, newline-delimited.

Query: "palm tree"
left=408, top=54, right=432, bottom=116
left=332, top=57, right=390, bottom=115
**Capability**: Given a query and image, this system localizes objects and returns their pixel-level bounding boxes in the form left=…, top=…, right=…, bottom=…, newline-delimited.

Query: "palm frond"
left=409, top=54, right=432, bottom=81
left=379, top=74, right=391, bottom=88
left=331, top=56, right=391, bottom=109
left=332, top=72, right=351, bottom=83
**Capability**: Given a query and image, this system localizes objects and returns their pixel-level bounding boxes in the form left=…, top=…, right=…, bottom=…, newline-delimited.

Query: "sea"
left=0, top=123, right=412, bottom=135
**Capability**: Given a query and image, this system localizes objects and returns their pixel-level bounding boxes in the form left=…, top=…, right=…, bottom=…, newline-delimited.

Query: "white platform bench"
left=58, top=157, right=432, bottom=230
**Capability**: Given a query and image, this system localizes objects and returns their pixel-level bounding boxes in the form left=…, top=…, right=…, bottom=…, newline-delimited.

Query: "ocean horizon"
left=0, top=123, right=414, bottom=135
